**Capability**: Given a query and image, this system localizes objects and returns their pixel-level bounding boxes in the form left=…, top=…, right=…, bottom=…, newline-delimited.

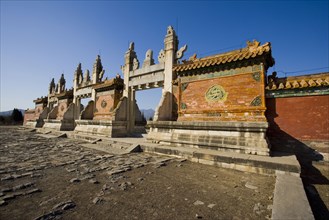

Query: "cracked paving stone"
left=2, top=194, right=16, bottom=201
left=25, top=188, right=42, bottom=195
left=193, top=200, right=205, bottom=206
left=0, top=200, right=8, bottom=206
left=70, top=178, right=80, bottom=183
left=92, top=197, right=103, bottom=204
left=89, top=179, right=99, bottom=184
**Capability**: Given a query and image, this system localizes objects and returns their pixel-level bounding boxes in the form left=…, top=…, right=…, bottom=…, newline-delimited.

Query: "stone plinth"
left=74, top=120, right=127, bottom=137
left=147, top=121, right=270, bottom=156
left=43, top=119, right=75, bottom=131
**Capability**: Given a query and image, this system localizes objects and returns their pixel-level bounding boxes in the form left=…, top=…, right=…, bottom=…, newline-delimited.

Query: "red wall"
left=23, top=110, right=35, bottom=125
left=266, top=95, right=329, bottom=141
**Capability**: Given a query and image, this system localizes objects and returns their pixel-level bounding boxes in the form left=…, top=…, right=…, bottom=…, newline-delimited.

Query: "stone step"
left=140, top=144, right=300, bottom=176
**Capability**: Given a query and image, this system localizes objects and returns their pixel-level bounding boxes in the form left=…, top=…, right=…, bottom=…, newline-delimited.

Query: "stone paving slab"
left=272, top=172, right=314, bottom=220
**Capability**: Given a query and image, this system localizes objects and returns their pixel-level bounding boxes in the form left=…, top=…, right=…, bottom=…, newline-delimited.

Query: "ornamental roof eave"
left=55, top=89, right=74, bottom=99
left=33, top=96, right=48, bottom=104
left=173, top=40, right=274, bottom=75
left=92, top=77, right=124, bottom=91
left=266, top=72, right=329, bottom=91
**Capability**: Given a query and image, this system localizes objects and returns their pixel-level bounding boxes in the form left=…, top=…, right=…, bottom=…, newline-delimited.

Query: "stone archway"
left=121, top=26, right=187, bottom=134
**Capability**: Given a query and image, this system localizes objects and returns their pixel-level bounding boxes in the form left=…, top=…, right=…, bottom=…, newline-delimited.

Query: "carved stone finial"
left=158, top=49, right=165, bottom=63
left=84, top=70, right=90, bottom=83
left=167, top=26, right=175, bottom=35
left=99, top=70, right=105, bottom=81
left=143, top=49, right=155, bottom=68
left=133, top=58, right=139, bottom=70
left=176, top=44, right=188, bottom=60
left=49, top=78, right=55, bottom=94
left=93, top=55, right=104, bottom=82
left=75, top=63, right=83, bottom=84
left=129, top=42, right=135, bottom=51
left=58, top=74, right=66, bottom=93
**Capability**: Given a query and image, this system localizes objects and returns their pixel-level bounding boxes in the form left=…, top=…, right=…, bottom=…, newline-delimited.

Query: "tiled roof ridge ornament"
left=265, top=72, right=329, bottom=90
left=247, top=39, right=261, bottom=52
left=189, top=53, right=198, bottom=61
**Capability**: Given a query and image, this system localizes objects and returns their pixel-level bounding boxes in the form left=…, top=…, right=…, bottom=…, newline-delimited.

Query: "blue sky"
left=1, top=0, right=328, bottom=111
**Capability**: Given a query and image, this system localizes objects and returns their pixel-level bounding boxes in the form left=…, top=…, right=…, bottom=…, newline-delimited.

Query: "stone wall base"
left=147, top=121, right=270, bottom=156
left=74, top=120, right=127, bottom=137
left=43, top=119, right=76, bottom=131
left=24, top=119, right=45, bottom=128
left=24, top=120, right=37, bottom=128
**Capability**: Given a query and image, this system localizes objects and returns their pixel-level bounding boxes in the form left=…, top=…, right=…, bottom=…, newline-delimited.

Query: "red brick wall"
left=176, top=72, right=266, bottom=121
left=23, top=110, right=35, bottom=125
left=94, top=93, right=115, bottom=120
left=35, top=105, right=44, bottom=118
left=57, top=101, right=68, bottom=119
left=266, top=95, right=329, bottom=141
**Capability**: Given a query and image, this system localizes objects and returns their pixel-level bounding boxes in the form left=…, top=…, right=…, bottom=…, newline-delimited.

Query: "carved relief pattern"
left=252, top=72, right=261, bottom=82
left=181, top=102, right=187, bottom=110
left=101, top=100, right=107, bottom=108
left=251, top=96, right=262, bottom=106
left=205, top=85, right=228, bottom=102
left=158, top=49, right=165, bottom=63
left=181, top=83, right=188, bottom=92
left=133, top=58, right=139, bottom=70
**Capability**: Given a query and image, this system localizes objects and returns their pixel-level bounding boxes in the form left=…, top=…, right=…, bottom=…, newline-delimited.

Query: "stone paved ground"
left=0, top=126, right=275, bottom=219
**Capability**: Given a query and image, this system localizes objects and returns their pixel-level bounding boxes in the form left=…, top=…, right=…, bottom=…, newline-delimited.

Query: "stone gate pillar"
left=123, top=43, right=138, bottom=133
left=163, top=26, right=177, bottom=94
left=73, top=63, right=82, bottom=119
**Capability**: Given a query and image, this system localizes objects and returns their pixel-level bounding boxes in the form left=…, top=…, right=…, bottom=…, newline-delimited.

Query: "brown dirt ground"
left=0, top=126, right=276, bottom=220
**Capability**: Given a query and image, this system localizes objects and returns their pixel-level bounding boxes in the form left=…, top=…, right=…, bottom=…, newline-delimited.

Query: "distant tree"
left=0, top=116, right=4, bottom=124
left=141, top=113, right=147, bottom=125
left=149, top=117, right=153, bottom=121
left=11, top=108, right=23, bottom=122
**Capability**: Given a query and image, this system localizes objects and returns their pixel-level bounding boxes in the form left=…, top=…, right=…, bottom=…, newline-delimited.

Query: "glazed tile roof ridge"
left=33, top=96, right=48, bottom=103
left=173, top=40, right=273, bottom=73
left=266, top=72, right=329, bottom=90
left=92, top=77, right=124, bottom=90
left=55, top=89, right=74, bottom=98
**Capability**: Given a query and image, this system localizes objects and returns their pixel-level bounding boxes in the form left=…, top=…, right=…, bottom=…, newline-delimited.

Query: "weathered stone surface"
left=272, top=172, right=314, bottom=220
left=207, top=203, right=216, bottom=209
left=25, top=188, right=41, bottom=195
left=147, top=121, right=270, bottom=156
left=70, top=178, right=80, bottom=183
left=0, top=200, right=7, bottom=206
left=245, top=182, right=258, bottom=190
left=92, top=197, right=102, bottom=204
left=193, top=200, right=204, bottom=206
